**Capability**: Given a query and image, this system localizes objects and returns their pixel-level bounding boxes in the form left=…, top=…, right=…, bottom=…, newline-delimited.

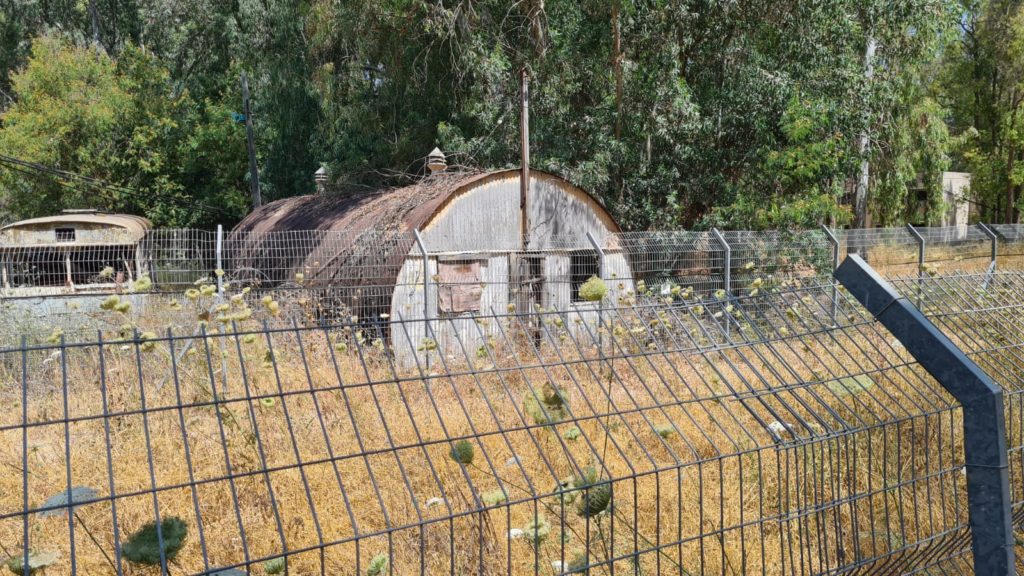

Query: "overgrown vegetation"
left=0, top=1, right=1020, bottom=228
left=0, top=262, right=972, bottom=574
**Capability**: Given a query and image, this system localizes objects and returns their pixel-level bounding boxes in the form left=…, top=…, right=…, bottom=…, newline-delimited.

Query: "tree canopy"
left=0, top=0, right=1017, bottom=229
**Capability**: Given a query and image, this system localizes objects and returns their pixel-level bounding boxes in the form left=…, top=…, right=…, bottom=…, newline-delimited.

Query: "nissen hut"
left=229, top=159, right=633, bottom=365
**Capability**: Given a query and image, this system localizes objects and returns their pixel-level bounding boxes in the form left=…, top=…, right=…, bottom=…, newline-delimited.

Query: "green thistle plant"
left=263, top=556, right=286, bottom=574
left=366, top=553, right=388, bottom=576
left=522, top=515, right=551, bottom=546
left=122, top=516, right=188, bottom=565
left=449, top=440, right=475, bottom=464
left=575, top=474, right=612, bottom=519
left=481, top=489, right=507, bottom=505
left=133, top=275, right=152, bottom=292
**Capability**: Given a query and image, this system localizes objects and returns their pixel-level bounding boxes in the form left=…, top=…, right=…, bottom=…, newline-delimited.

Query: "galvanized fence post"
left=711, top=228, right=731, bottom=337
left=711, top=228, right=730, bottom=296
left=906, top=224, right=926, bottom=306
left=835, top=254, right=1014, bottom=576
left=413, top=228, right=432, bottom=369
left=906, top=223, right=925, bottom=274
left=215, top=224, right=224, bottom=294
left=586, top=231, right=606, bottom=280
left=978, top=222, right=998, bottom=273
left=821, top=225, right=840, bottom=324
left=586, top=231, right=606, bottom=357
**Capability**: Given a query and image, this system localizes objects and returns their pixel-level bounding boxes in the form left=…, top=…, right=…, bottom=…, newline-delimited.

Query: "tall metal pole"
left=414, top=229, right=431, bottom=370
left=241, top=72, right=262, bottom=210
left=835, top=255, right=1014, bottom=576
left=821, top=225, right=840, bottom=324
left=520, top=68, right=530, bottom=251
left=215, top=225, right=224, bottom=294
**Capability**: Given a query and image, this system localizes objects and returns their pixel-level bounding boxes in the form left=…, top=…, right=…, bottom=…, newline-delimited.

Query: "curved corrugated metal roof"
left=225, top=169, right=618, bottom=320
left=1, top=213, right=152, bottom=242
left=232, top=169, right=619, bottom=236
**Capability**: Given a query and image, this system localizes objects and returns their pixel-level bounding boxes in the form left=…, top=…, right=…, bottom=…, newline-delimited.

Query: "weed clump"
left=578, top=276, right=607, bottom=302
left=122, top=517, right=188, bottom=565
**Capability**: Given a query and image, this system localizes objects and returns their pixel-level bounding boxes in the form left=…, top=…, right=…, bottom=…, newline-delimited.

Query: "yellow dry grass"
left=0, top=295, right=972, bottom=576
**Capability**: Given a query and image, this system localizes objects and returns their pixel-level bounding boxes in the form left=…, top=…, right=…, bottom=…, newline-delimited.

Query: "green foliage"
left=521, top=515, right=551, bottom=546
left=524, top=382, right=568, bottom=426
left=578, top=277, right=608, bottom=302
left=263, top=557, right=286, bottom=574
left=481, top=489, right=508, bottom=506
left=449, top=440, right=475, bottom=465
left=366, top=553, right=388, bottom=576
left=576, top=481, right=612, bottom=518
left=0, top=34, right=248, bottom=227
left=122, top=516, right=188, bottom=566
left=562, top=426, right=581, bottom=441
left=0, top=1, right=990, bottom=228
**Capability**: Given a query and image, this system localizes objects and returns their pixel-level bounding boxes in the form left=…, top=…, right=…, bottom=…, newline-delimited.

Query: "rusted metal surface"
left=437, top=260, right=483, bottom=314
left=227, top=169, right=622, bottom=321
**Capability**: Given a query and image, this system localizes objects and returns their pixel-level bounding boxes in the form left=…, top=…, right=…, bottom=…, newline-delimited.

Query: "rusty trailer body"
left=228, top=169, right=633, bottom=365
left=0, top=210, right=152, bottom=296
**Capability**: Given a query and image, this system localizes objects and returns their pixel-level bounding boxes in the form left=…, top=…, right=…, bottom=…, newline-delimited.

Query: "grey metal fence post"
left=906, top=224, right=926, bottom=306
left=586, top=231, right=606, bottom=280
left=822, top=225, right=840, bottom=324
left=586, top=231, right=606, bottom=356
left=835, top=254, right=1013, bottom=576
left=978, top=222, right=998, bottom=272
left=711, top=228, right=731, bottom=337
left=413, top=228, right=432, bottom=369
left=215, top=224, right=224, bottom=294
left=906, top=224, right=925, bottom=274
left=711, top=228, right=730, bottom=296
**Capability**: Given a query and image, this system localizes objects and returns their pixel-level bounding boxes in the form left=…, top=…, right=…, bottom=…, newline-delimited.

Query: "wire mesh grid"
left=0, top=281, right=971, bottom=575
left=610, top=231, right=726, bottom=298
left=912, top=226, right=993, bottom=272
left=888, top=270, right=1024, bottom=572
left=833, top=228, right=921, bottom=276
left=988, top=224, right=1024, bottom=270
left=719, top=230, right=832, bottom=293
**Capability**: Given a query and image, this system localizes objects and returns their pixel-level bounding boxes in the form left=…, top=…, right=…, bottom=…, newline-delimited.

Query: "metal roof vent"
left=314, top=166, right=327, bottom=193
left=426, top=147, right=447, bottom=174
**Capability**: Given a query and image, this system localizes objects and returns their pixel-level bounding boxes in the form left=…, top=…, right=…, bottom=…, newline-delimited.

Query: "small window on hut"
left=55, top=228, right=75, bottom=242
left=438, top=260, right=484, bottom=315
left=570, top=250, right=600, bottom=303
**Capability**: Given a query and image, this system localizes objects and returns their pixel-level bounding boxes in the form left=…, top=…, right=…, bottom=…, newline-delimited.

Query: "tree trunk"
left=853, top=35, right=877, bottom=229
left=612, top=1, right=623, bottom=140
left=1007, top=98, right=1020, bottom=223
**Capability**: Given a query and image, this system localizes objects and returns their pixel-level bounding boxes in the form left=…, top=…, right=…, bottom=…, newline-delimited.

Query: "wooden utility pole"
left=520, top=68, right=530, bottom=250
left=241, top=72, right=263, bottom=210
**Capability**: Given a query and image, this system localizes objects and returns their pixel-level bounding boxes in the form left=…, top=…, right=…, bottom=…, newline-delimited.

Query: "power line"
left=0, top=154, right=232, bottom=217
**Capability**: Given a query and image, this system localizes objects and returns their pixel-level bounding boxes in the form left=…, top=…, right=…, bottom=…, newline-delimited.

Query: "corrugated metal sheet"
left=226, top=169, right=622, bottom=319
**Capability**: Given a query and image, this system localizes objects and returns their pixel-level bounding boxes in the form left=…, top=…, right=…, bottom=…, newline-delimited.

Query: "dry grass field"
left=0, top=282, right=972, bottom=575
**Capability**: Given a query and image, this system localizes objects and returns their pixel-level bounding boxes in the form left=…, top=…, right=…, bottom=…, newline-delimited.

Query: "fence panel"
left=0, top=278, right=974, bottom=575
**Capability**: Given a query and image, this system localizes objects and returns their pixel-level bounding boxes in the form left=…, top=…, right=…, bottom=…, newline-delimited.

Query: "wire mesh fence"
left=888, top=270, right=1024, bottom=573
left=1, top=223, right=1021, bottom=357
left=0, top=278, right=974, bottom=575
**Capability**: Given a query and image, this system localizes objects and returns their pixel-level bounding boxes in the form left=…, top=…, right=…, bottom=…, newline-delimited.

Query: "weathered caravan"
left=228, top=168, right=632, bottom=366
left=0, top=209, right=151, bottom=295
